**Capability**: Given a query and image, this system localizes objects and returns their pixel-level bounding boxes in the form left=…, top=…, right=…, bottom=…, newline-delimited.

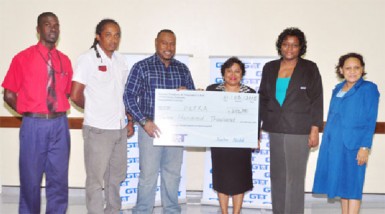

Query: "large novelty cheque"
left=154, top=89, right=259, bottom=148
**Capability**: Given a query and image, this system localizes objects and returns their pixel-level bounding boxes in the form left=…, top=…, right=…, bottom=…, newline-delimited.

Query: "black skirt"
left=211, top=147, right=253, bottom=195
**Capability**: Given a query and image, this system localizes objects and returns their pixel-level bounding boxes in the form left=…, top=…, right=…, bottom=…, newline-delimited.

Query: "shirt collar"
left=216, top=83, right=251, bottom=93
left=37, top=42, right=57, bottom=56
left=353, top=77, right=364, bottom=88
left=337, top=77, right=364, bottom=89
left=335, top=77, right=364, bottom=95
left=96, top=44, right=115, bottom=62
left=154, top=53, right=176, bottom=66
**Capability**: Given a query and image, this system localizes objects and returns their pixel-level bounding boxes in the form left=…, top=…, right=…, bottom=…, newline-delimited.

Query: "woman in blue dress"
left=313, top=53, right=380, bottom=214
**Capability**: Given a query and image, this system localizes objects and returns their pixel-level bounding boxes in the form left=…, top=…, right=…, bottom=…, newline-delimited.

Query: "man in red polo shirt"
left=2, top=12, right=73, bottom=214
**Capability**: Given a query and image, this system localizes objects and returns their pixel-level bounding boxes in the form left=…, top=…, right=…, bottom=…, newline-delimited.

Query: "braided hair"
left=91, top=19, right=120, bottom=58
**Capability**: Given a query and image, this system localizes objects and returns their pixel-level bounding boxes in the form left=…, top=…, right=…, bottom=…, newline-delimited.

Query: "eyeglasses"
left=281, top=43, right=300, bottom=49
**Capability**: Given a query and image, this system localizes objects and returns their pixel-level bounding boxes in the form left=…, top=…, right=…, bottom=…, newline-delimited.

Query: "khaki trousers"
left=83, top=125, right=127, bottom=214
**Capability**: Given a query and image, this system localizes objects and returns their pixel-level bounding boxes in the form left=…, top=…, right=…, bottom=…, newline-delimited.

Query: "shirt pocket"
left=92, top=66, right=112, bottom=83
left=56, top=72, right=70, bottom=92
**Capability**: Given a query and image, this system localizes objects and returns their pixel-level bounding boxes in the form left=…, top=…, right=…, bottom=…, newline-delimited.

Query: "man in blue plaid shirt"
left=123, top=29, right=195, bottom=213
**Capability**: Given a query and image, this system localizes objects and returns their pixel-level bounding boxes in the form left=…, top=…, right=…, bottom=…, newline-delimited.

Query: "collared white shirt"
left=73, top=44, right=129, bottom=129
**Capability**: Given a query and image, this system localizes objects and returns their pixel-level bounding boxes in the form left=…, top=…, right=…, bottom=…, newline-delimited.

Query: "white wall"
left=1, top=0, right=384, bottom=193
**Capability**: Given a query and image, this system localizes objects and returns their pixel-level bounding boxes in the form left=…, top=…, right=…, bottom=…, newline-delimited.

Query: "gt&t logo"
left=175, top=134, right=188, bottom=143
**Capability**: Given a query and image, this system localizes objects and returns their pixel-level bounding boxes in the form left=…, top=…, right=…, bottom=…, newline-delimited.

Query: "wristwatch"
left=139, top=118, right=148, bottom=127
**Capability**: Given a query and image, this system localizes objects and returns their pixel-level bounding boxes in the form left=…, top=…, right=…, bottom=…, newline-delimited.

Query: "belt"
left=23, top=112, right=66, bottom=119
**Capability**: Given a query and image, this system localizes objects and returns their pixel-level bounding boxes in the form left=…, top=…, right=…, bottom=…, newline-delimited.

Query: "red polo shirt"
left=2, top=42, right=73, bottom=114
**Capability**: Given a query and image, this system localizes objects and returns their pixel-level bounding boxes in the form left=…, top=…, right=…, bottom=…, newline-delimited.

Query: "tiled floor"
left=1, top=187, right=384, bottom=213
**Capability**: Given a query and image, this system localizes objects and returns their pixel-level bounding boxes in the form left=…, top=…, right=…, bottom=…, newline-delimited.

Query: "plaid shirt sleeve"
left=181, top=63, right=195, bottom=90
left=123, top=62, right=145, bottom=122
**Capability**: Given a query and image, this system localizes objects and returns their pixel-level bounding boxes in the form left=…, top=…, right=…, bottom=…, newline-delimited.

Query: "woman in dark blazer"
left=313, top=53, right=379, bottom=214
left=258, top=28, right=323, bottom=214
left=207, top=57, right=254, bottom=214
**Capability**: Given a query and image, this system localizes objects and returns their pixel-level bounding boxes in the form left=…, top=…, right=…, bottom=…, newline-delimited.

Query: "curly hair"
left=335, top=53, right=366, bottom=78
left=220, top=57, right=246, bottom=77
left=276, top=27, right=307, bottom=57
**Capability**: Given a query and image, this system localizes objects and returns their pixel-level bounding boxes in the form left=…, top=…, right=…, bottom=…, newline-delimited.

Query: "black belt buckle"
left=23, top=112, right=65, bottom=119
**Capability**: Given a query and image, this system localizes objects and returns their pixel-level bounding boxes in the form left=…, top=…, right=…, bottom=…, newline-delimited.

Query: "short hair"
left=157, top=29, right=175, bottom=38
left=335, top=52, right=366, bottom=78
left=91, top=19, right=120, bottom=48
left=37, top=12, right=58, bottom=26
left=276, top=27, right=307, bottom=57
left=220, top=57, right=246, bottom=77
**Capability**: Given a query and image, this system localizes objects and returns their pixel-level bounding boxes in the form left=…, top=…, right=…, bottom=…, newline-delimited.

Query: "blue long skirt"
left=313, top=117, right=367, bottom=200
